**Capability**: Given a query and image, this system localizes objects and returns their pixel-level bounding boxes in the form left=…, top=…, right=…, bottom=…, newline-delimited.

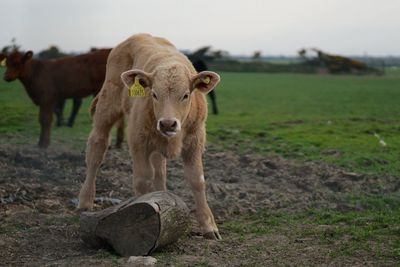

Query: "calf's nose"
left=159, top=119, right=178, bottom=131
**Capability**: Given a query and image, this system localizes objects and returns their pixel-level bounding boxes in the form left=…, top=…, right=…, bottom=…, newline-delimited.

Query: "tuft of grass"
left=43, top=215, right=80, bottom=226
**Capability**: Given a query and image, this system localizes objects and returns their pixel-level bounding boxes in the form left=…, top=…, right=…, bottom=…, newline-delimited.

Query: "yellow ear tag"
left=128, top=77, right=145, bottom=97
left=202, top=76, right=210, bottom=84
left=0, top=58, right=6, bottom=67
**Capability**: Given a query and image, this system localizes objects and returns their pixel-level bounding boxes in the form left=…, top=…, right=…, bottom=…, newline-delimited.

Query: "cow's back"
left=105, top=34, right=195, bottom=82
left=81, top=49, right=111, bottom=93
left=50, top=49, right=110, bottom=98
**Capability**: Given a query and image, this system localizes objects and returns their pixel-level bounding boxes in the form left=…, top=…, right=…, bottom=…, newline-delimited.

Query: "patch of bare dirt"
left=0, top=142, right=398, bottom=266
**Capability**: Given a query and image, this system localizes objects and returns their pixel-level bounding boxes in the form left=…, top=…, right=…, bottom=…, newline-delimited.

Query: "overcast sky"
left=1, top=0, right=400, bottom=56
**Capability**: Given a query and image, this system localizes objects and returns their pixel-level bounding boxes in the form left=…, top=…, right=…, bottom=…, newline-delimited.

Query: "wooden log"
left=80, top=191, right=191, bottom=256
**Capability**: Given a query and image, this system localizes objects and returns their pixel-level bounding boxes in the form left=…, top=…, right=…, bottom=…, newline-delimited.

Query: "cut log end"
left=80, top=191, right=191, bottom=256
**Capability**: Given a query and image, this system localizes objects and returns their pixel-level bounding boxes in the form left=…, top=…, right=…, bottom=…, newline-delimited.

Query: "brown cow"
left=0, top=49, right=124, bottom=148
left=78, top=34, right=221, bottom=239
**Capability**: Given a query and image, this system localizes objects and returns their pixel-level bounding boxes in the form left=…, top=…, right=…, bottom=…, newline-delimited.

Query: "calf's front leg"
left=150, top=152, right=167, bottom=191
left=130, top=149, right=155, bottom=196
left=78, top=84, right=122, bottom=210
left=182, top=145, right=221, bottom=240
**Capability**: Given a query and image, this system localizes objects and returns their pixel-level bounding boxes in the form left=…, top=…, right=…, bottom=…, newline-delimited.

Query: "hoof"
left=114, top=142, right=122, bottom=149
left=203, top=231, right=222, bottom=240
left=38, top=143, right=49, bottom=149
left=76, top=207, right=93, bottom=214
left=77, top=201, right=94, bottom=212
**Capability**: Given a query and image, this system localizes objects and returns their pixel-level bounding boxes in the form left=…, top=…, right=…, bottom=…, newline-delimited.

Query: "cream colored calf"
left=78, top=34, right=221, bottom=240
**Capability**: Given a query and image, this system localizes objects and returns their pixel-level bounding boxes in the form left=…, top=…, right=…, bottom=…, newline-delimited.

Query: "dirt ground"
left=0, top=137, right=398, bottom=266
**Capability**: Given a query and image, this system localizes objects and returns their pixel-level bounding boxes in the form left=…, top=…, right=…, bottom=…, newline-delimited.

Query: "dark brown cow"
left=0, top=49, right=124, bottom=148
left=54, top=98, right=83, bottom=127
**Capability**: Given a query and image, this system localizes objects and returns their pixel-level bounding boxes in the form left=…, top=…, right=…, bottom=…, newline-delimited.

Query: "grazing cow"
left=0, top=49, right=124, bottom=148
left=78, top=34, right=221, bottom=240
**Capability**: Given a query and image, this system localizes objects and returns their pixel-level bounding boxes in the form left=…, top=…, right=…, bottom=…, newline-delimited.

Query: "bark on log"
left=80, top=191, right=191, bottom=256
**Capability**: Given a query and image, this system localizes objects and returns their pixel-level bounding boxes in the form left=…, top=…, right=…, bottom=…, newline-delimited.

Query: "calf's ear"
left=23, top=51, right=33, bottom=62
left=191, top=71, right=220, bottom=94
left=121, top=69, right=153, bottom=89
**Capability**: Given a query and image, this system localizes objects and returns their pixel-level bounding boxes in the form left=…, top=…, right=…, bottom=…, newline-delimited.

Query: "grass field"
left=207, top=72, right=400, bottom=176
left=1, top=70, right=400, bottom=176
left=1, top=68, right=400, bottom=265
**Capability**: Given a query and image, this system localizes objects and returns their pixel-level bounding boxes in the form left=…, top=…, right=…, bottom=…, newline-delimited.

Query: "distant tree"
left=298, top=48, right=306, bottom=59
left=188, top=46, right=230, bottom=61
left=252, top=50, right=262, bottom=61
left=212, top=49, right=230, bottom=60
left=38, top=45, right=67, bottom=59
left=191, top=46, right=212, bottom=57
left=2, top=38, right=20, bottom=53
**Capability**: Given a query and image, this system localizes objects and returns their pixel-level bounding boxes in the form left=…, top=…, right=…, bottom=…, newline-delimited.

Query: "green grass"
left=1, top=69, right=399, bottom=175
left=207, top=72, right=400, bottom=176
left=223, top=194, right=400, bottom=260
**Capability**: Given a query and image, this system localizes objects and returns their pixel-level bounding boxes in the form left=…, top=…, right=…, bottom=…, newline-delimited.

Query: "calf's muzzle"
left=157, top=118, right=180, bottom=137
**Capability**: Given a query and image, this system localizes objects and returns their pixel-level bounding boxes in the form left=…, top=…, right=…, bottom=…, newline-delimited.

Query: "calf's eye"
left=182, top=93, right=189, bottom=101
left=152, top=92, right=158, bottom=100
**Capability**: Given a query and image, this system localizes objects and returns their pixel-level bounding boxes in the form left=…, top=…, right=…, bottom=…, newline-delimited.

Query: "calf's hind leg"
left=78, top=85, right=123, bottom=210
left=114, top=117, right=125, bottom=148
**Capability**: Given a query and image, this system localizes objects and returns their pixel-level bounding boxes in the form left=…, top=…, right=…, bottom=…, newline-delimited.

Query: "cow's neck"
left=18, top=60, right=38, bottom=88
left=18, top=60, right=42, bottom=101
